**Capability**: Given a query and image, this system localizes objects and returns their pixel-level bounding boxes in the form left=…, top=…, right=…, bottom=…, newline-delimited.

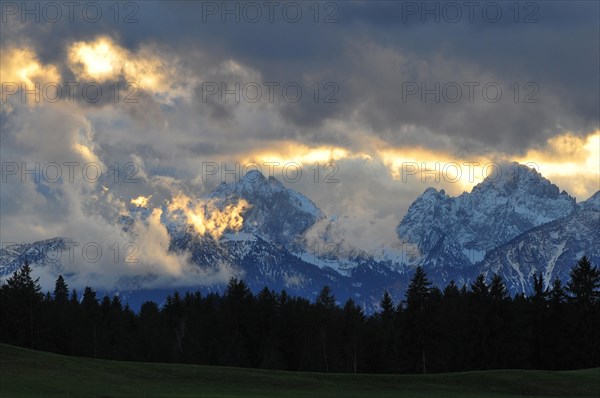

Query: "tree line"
left=0, top=256, right=598, bottom=373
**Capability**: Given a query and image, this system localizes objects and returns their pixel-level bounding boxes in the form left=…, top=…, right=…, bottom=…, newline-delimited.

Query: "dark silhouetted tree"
left=567, top=256, right=600, bottom=306
left=0, top=263, right=43, bottom=348
left=566, top=256, right=600, bottom=368
left=404, top=266, right=432, bottom=373
left=53, top=275, right=69, bottom=304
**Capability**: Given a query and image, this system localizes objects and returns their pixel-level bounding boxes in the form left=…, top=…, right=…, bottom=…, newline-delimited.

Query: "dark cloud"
left=1, top=0, right=598, bottom=261
left=3, top=1, right=596, bottom=153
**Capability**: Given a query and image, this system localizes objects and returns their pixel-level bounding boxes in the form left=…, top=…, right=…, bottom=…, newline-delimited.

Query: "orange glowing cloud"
left=0, top=47, right=61, bottom=105
left=1, top=47, right=60, bottom=85
left=516, top=131, right=600, bottom=198
left=131, top=195, right=152, bottom=208
left=167, top=194, right=250, bottom=240
left=239, top=142, right=371, bottom=166
left=377, top=131, right=599, bottom=199
left=68, top=36, right=174, bottom=93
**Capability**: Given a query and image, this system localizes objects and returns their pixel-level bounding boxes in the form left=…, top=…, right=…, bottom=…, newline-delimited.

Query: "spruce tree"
left=567, top=256, right=600, bottom=306
left=489, top=274, right=508, bottom=301
left=404, top=266, right=432, bottom=373
left=53, top=275, right=69, bottom=304
left=0, top=263, right=43, bottom=347
left=566, top=256, right=600, bottom=368
left=379, top=291, right=395, bottom=323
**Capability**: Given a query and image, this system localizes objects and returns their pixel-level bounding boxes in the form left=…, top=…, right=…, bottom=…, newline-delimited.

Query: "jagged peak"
left=580, top=190, right=600, bottom=210
left=211, top=170, right=285, bottom=198
left=420, top=186, right=442, bottom=197
left=475, top=162, right=539, bottom=187
left=412, top=187, right=449, bottom=205
left=469, top=162, right=573, bottom=201
left=207, top=170, right=323, bottom=221
left=241, top=169, right=267, bottom=183
left=586, top=190, right=600, bottom=202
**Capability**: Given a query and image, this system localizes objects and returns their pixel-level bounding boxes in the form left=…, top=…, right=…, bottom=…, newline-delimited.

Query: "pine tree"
left=316, top=286, right=336, bottom=310
left=376, top=291, right=397, bottom=371
left=342, top=299, right=364, bottom=373
left=315, top=286, right=338, bottom=372
left=546, top=278, right=568, bottom=369
left=406, top=267, right=432, bottom=309
left=53, top=275, right=69, bottom=304
left=3, top=263, right=42, bottom=298
left=379, top=291, right=395, bottom=324
left=221, top=279, right=254, bottom=367
left=439, top=281, right=466, bottom=371
left=49, top=275, right=72, bottom=354
left=565, top=256, right=600, bottom=368
left=550, top=278, right=566, bottom=305
left=0, top=263, right=43, bottom=347
left=79, top=287, right=99, bottom=357
left=489, top=274, right=508, bottom=301
left=70, top=289, right=79, bottom=304
left=533, top=273, right=549, bottom=303
left=404, top=266, right=432, bottom=373
left=471, top=274, right=489, bottom=298
left=469, top=274, right=491, bottom=369
left=567, top=256, right=600, bottom=306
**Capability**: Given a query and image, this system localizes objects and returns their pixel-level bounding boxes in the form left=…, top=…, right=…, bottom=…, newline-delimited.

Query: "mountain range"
left=1, top=163, right=598, bottom=313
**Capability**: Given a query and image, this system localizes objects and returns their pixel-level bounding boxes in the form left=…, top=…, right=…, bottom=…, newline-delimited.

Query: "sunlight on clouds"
left=377, top=146, right=494, bottom=195
left=72, top=143, right=102, bottom=165
left=233, top=132, right=597, bottom=200
left=68, top=36, right=174, bottom=94
left=0, top=47, right=60, bottom=105
left=517, top=131, right=600, bottom=198
left=167, top=194, right=250, bottom=240
left=0, top=47, right=60, bottom=85
left=130, top=208, right=190, bottom=278
left=378, top=131, right=599, bottom=200
left=130, top=208, right=243, bottom=288
left=131, top=195, right=152, bottom=207
left=69, top=38, right=121, bottom=78
left=243, top=143, right=370, bottom=166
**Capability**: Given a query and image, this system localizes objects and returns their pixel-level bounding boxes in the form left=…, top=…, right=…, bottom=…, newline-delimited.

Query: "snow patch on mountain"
left=397, top=163, right=577, bottom=271
left=478, top=195, right=599, bottom=294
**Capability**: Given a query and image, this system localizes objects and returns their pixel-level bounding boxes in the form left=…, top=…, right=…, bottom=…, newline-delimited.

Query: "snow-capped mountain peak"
left=580, top=190, right=600, bottom=210
left=474, top=162, right=573, bottom=202
left=210, top=170, right=286, bottom=198
left=208, top=171, right=323, bottom=244
left=2, top=163, right=593, bottom=312
left=397, top=163, right=578, bottom=279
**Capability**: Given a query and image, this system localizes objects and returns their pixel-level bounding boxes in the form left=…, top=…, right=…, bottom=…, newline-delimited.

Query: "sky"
left=1, top=1, right=599, bottom=289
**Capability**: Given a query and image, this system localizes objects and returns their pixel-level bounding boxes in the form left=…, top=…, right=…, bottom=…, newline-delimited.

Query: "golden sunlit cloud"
left=241, top=142, right=371, bottom=166
left=0, top=47, right=60, bottom=104
left=0, top=47, right=61, bottom=85
left=68, top=36, right=173, bottom=93
left=131, top=208, right=189, bottom=277
left=377, top=146, right=496, bottom=194
left=131, top=195, right=152, bottom=207
left=72, top=143, right=102, bottom=165
left=377, top=131, right=599, bottom=200
left=69, top=38, right=122, bottom=79
left=233, top=132, right=598, bottom=201
left=516, top=131, right=600, bottom=198
left=167, top=194, right=250, bottom=240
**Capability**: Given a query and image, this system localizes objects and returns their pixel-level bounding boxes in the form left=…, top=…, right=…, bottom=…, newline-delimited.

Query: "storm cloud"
left=1, top=0, right=598, bottom=289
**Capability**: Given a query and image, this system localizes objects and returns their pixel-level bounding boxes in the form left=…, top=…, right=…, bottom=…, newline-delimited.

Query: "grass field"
left=0, top=344, right=598, bottom=398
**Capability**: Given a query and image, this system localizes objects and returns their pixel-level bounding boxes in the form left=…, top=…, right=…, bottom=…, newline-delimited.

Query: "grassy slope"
left=0, top=344, right=598, bottom=398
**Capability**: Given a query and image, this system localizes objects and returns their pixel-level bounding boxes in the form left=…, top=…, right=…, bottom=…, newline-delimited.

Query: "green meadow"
left=1, top=344, right=598, bottom=398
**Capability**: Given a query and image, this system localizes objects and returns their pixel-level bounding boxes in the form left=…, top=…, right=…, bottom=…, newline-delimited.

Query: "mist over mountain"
left=1, top=163, right=597, bottom=312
